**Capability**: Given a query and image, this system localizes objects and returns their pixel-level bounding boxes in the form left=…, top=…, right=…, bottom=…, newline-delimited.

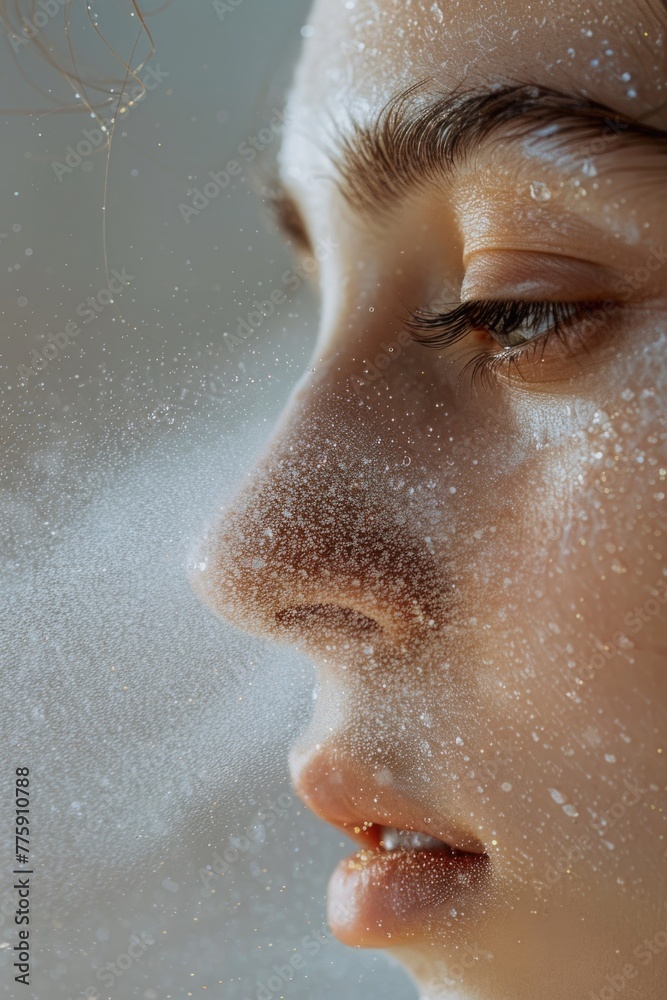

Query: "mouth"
left=325, top=816, right=489, bottom=946
left=290, top=741, right=492, bottom=947
left=378, top=825, right=469, bottom=852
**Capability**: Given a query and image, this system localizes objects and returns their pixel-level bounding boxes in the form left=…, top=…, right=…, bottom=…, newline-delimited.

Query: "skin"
left=191, top=1, right=667, bottom=997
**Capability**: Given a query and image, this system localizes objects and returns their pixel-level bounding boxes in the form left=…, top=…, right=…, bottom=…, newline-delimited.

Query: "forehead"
left=288, top=0, right=665, bottom=136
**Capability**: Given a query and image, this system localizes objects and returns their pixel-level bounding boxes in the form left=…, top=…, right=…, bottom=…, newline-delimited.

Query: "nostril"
left=275, top=603, right=381, bottom=635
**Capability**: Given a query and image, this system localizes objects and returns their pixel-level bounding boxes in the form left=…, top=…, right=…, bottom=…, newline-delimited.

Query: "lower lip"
left=327, top=846, right=489, bottom=946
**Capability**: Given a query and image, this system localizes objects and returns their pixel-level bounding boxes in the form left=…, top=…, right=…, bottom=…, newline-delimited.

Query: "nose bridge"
left=190, top=358, right=449, bottom=651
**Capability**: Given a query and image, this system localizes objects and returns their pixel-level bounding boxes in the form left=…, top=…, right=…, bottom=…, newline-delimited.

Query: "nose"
left=190, top=359, right=449, bottom=659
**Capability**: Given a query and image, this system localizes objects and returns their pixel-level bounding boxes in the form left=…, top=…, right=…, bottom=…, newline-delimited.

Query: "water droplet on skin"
left=530, top=181, right=552, bottom=202
left=549, top=788, right=566, bottom=804
left=621, top=71, right=631, bottom=82
left=611, top=557, right=627, bottom=574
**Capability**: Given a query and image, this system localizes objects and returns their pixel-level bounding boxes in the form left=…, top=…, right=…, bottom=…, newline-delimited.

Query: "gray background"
left=0, top=2, right=417, bottom=998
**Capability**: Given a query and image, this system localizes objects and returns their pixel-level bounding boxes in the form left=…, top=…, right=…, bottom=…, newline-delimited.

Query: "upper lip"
left=290, top=744, right=487, bottom=856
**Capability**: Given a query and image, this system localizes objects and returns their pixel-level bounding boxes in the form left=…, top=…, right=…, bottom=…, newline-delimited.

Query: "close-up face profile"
left=190, top=0, right=667, bottom=997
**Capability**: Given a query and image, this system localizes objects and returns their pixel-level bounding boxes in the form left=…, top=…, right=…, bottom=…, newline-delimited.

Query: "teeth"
left=380, top=826, right=447, bottom=851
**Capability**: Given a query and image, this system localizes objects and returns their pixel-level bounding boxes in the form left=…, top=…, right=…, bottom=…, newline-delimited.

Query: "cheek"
left=469, top=330, right=667, bottom=668
left=527, top=364, right=667, bottom=652
left=419, top=355, right=667, bottom=856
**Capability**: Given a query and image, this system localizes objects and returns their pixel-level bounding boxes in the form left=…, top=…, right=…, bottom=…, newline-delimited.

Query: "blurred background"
left=0, top=2, right=417, bottom=997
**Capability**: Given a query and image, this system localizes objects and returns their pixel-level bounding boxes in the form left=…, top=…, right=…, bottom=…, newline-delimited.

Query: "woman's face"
left=192, top=1, right=667, bottom=996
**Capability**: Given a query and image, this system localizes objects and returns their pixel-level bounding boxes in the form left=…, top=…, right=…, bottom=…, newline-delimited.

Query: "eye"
left=482, top=301, right=577, bottom=348
left=404, top=297, right=612, bottom=385
left=406, top=299, right=586, bottom=352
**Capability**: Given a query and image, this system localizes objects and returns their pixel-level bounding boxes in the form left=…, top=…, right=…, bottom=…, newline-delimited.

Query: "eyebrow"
left=269, top=82, right=667, bottom=232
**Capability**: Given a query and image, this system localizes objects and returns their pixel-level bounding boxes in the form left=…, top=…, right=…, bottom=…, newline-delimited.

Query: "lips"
left=328, top=837, right=488, bottom=947
left=290, top=747, right=490, bottom=947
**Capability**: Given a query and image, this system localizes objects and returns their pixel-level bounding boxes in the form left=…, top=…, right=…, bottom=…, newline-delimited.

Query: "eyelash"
left=405, top=299, right=601, bottom=385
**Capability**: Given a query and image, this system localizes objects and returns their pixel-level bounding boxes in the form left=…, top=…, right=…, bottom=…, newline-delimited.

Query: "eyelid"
left=461, top=250, right=624, bottom=302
